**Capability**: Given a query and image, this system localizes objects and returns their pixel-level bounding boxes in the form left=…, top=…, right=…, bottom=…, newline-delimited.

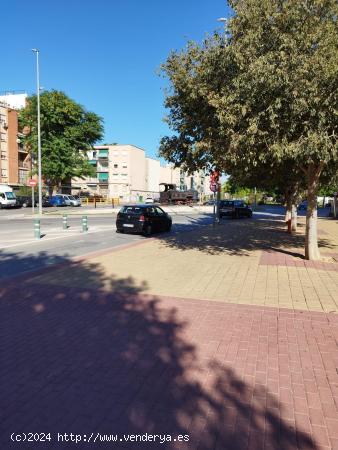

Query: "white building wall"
left=146, top=158, right=160, bottom=194
left=73, top=148, right=213, bottom=201
left=0, top=94, right=27, bottom=109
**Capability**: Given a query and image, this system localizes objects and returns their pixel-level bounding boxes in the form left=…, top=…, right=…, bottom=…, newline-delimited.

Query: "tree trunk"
left=291, top=203, right=298, bottom=233
left=285, top=191, right=292, bottom=233
left=305, top=165, right=322, bottom=261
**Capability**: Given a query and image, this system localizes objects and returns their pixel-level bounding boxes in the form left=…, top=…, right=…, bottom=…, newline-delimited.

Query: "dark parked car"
left=203, top=200, right=216, bottom=206
left=116, top=205, right=172, bottom=236
left=15, top=196, right=35, bottom=208
left=219, top=200, right=253, bottom=218
left=298, top=201, right=308, bottom=211
left=38, top=197, right=52, bottom=207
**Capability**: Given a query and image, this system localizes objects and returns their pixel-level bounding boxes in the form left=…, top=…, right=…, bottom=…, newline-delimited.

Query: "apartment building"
left=159, top=164, right=212, bottom=197
left=73, top=144, right=151, bottom=201
left=73, top=144, right=212, bottom=201
left=0, top=102, right=31, bottom=187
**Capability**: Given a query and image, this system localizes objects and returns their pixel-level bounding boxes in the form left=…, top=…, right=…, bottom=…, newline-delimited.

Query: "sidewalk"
left=2, top=215, right=338, bottom=449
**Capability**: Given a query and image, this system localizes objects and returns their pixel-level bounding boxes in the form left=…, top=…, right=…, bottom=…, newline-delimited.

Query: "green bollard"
left=62, top=214, right=68, bottom=230
left=82, top=215, right=88, bottom=232
left=34, top=218, right=41, bottom=239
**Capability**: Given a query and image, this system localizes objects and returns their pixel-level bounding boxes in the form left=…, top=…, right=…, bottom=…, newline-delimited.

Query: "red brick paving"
left=1, top=280, right=338, bottom=449
left=260, top=250, right=338, bottom=271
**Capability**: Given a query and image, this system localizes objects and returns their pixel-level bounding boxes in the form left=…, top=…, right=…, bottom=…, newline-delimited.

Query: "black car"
left=116, top=205, right=172, bottom=236
left=38, top=197, right=52, bottom=207
left=219, top=200, right=253, bottom=218
left=15, top=196, right=36, bottom=208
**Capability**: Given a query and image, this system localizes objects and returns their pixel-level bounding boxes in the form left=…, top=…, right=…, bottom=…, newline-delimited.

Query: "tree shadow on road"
left=157, top=218, right=333, bottom=257
left=0, top=250, right=318, bottom=449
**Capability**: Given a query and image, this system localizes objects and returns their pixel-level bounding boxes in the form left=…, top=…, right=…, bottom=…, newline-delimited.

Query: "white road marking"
left=0, top=227, right=116, bottom=250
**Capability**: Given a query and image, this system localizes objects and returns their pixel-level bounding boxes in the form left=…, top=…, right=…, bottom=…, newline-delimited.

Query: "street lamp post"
left=32, top=48, right=43, bottom=216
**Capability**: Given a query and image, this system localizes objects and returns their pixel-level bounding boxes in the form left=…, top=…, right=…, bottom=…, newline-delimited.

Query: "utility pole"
left=32, top=48, right=43, bottom=216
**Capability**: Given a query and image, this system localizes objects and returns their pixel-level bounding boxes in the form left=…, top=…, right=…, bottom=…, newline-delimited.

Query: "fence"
left=82, top=197, right=120, bottom=207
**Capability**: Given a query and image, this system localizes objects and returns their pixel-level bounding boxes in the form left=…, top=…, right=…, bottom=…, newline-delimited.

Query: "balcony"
left=18, top=161, right=30, bottom=170
left=98, top=149, right=109, bottom=159
left=88, top=159, right=97, bottom=165
left=86, top=177, right=98, bottom=185
left=98, top=172, right=109, bottom=183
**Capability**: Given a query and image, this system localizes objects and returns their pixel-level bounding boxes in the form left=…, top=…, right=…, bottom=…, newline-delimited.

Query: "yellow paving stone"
left=25, top=217, right=338, bottom=313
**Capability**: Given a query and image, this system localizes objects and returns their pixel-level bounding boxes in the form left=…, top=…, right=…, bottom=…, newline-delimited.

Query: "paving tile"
left=2, top=215, right=338, bottom=449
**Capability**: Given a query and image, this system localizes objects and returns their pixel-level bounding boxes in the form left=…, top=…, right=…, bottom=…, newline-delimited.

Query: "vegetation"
left=160, top=0, right=338, bottom=260
left=19, top=90, right=103, bottom=195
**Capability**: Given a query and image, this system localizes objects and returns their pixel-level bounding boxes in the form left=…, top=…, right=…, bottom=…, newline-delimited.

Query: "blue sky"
left=3, top=0, right=230, bottom=160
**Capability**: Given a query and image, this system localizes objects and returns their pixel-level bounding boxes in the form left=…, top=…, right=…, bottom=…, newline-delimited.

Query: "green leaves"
left=19, top=90, right=103, bottom=191
left=160, top=0, right=338, bottom=181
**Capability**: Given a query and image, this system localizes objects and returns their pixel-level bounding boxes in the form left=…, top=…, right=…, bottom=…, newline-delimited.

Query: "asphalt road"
left=1, top=204, right=331, bottom=281
left=0, top=211, right=213, bottom=281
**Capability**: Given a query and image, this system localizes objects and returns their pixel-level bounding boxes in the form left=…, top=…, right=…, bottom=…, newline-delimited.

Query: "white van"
left=0, top=184, right=16, bottom=208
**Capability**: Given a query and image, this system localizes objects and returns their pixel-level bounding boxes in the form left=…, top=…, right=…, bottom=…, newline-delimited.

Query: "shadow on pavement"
left=157, top=217, right=332, bottom=257
left=0, top=251, right=317, bottom=449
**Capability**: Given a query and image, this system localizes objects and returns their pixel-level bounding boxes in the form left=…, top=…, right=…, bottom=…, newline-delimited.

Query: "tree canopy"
left=160, top=0, right=338, bottom=259
left=19, top=90, right=103, bottom=193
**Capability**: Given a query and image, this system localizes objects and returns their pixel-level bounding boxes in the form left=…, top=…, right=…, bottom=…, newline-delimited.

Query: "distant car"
left=64, top=195, right=81, bottom=207
left=116, top=204, right=172, bottom=236
left=145, top=197, right=154, bottom=204
left=50, top=195, right=66, bottom=207
left=219, top=200, right=253, bottom=218
left=203, top=200, right=216, bottom=206
left=298, top=201, right=308, bottom=211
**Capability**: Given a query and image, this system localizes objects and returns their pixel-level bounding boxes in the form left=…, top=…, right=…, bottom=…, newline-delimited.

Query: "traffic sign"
left=210, top=183, right=219, bottom=193
left=28, top=179, right=37, bottom=187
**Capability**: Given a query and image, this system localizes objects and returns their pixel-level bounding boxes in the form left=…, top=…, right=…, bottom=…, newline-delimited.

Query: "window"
left=92, top=151, right=97, bottom=158
left=114, top=164, right=118, bottom=168
left=98, top=172, right=109, bottom=181
left=0, top=114, right=6, bottom=122
left=0, top=133, right=6, bottom=141
left=121, top=173, right=127, bottom=177
left=112, top=173, right=118, bottom=177
left=19, top=170, right=28, bottom=183
left=1, top=151, right=6, bottom=160
left=1, top=169, right=7, bottom=177
left=122, top=164, right=127, bottom=168
left=121, top=206, right=143, bottom=214
left=155, top=206, right=166, bottom=215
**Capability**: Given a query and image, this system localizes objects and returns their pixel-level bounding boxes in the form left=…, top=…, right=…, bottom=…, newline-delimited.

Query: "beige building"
left=74, top=144, right=212, bottom=201
left=73, top=144, right=150, bottom=201
left=159, top=164, right=212, bottom=198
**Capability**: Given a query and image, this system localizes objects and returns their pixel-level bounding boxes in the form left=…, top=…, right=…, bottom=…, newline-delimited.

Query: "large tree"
left=160, top=0, right=338, bottom=260
left=19, top=90, right=103, bottom=195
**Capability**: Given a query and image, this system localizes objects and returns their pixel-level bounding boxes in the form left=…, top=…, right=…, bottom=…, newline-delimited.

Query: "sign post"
left=210, top=182, right=218, bottom=226
left=28, top=180, right=37, bottom=214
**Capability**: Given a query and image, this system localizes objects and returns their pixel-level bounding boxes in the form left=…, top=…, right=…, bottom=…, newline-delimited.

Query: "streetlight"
left=32, top=48, right=43, bottom=216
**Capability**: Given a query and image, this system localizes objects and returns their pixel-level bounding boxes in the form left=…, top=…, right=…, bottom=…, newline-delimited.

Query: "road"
left=1, top=204, right=332, bottom=281
left=0, top=210, right=213, bottom=280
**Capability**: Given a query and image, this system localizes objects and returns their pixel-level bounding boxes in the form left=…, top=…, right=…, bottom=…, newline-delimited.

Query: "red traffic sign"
left=210, top=183, right=219, bottom=193
left=28, top=179, right=37, bottom=187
